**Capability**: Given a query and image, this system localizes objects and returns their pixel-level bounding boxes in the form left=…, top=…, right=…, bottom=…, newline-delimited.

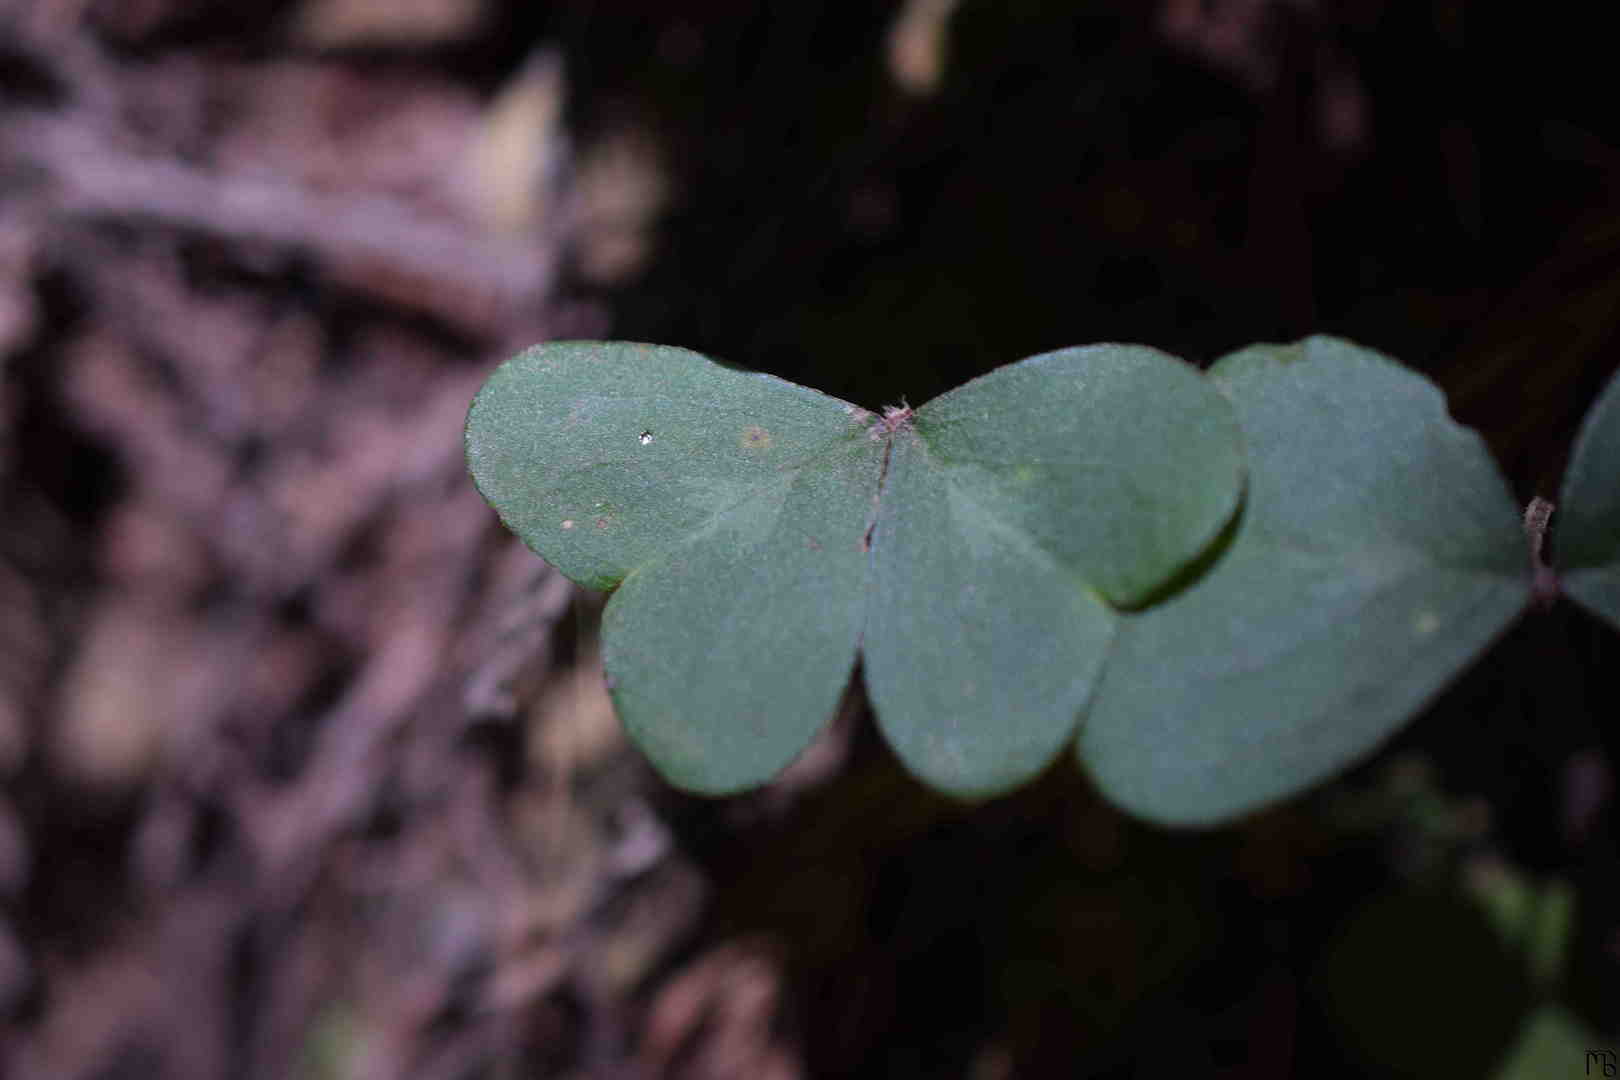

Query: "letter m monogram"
left=1587, top=1048, right=1617, bottom=1076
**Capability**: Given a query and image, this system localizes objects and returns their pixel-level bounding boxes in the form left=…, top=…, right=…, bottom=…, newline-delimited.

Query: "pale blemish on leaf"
left=639, top=430, right=654, bottom=445
left=741, top=425, right=772, bottom=450
left=561, top=519, right=575, bottom=529
left=923, top=730, right=967, bottom=776
left=1413, top=610, right=1441, bottom=635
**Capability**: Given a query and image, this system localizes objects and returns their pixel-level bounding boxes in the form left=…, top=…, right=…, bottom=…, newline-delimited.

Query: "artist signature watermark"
left=1589, top=1048, right=1617, bottom=1076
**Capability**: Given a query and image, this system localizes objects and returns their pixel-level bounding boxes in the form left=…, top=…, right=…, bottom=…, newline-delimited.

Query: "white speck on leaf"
left=561, top=519, right=575, bottom=529
left=639, top=431, right=654, bottom=445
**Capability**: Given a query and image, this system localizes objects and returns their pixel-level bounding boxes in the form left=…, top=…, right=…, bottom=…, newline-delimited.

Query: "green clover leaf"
left=466, top=341, right=1243, bottom=796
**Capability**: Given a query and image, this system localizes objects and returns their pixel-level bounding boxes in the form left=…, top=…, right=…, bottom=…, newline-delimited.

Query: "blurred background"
left=2, top=1, right=1618, bottom=1077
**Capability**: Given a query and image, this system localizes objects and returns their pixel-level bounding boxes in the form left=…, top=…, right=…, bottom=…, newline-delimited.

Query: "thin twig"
left=4, top=107, right=558, bottom=330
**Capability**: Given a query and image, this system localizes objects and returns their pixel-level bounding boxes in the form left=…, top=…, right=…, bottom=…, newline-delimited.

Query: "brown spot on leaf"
left=595, top=517, right=609, bottom=529
left=740, top=425, right=772, bottom=450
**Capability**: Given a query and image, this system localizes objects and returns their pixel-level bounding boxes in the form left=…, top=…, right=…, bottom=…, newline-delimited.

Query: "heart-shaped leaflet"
left=1078, top=337, right=1532, bottom=825
left=1557, top=364, right=1620, bottom=629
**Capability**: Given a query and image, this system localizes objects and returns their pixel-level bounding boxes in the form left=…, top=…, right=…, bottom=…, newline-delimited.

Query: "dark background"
left=2, top=1, right=1617, bottom=1077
